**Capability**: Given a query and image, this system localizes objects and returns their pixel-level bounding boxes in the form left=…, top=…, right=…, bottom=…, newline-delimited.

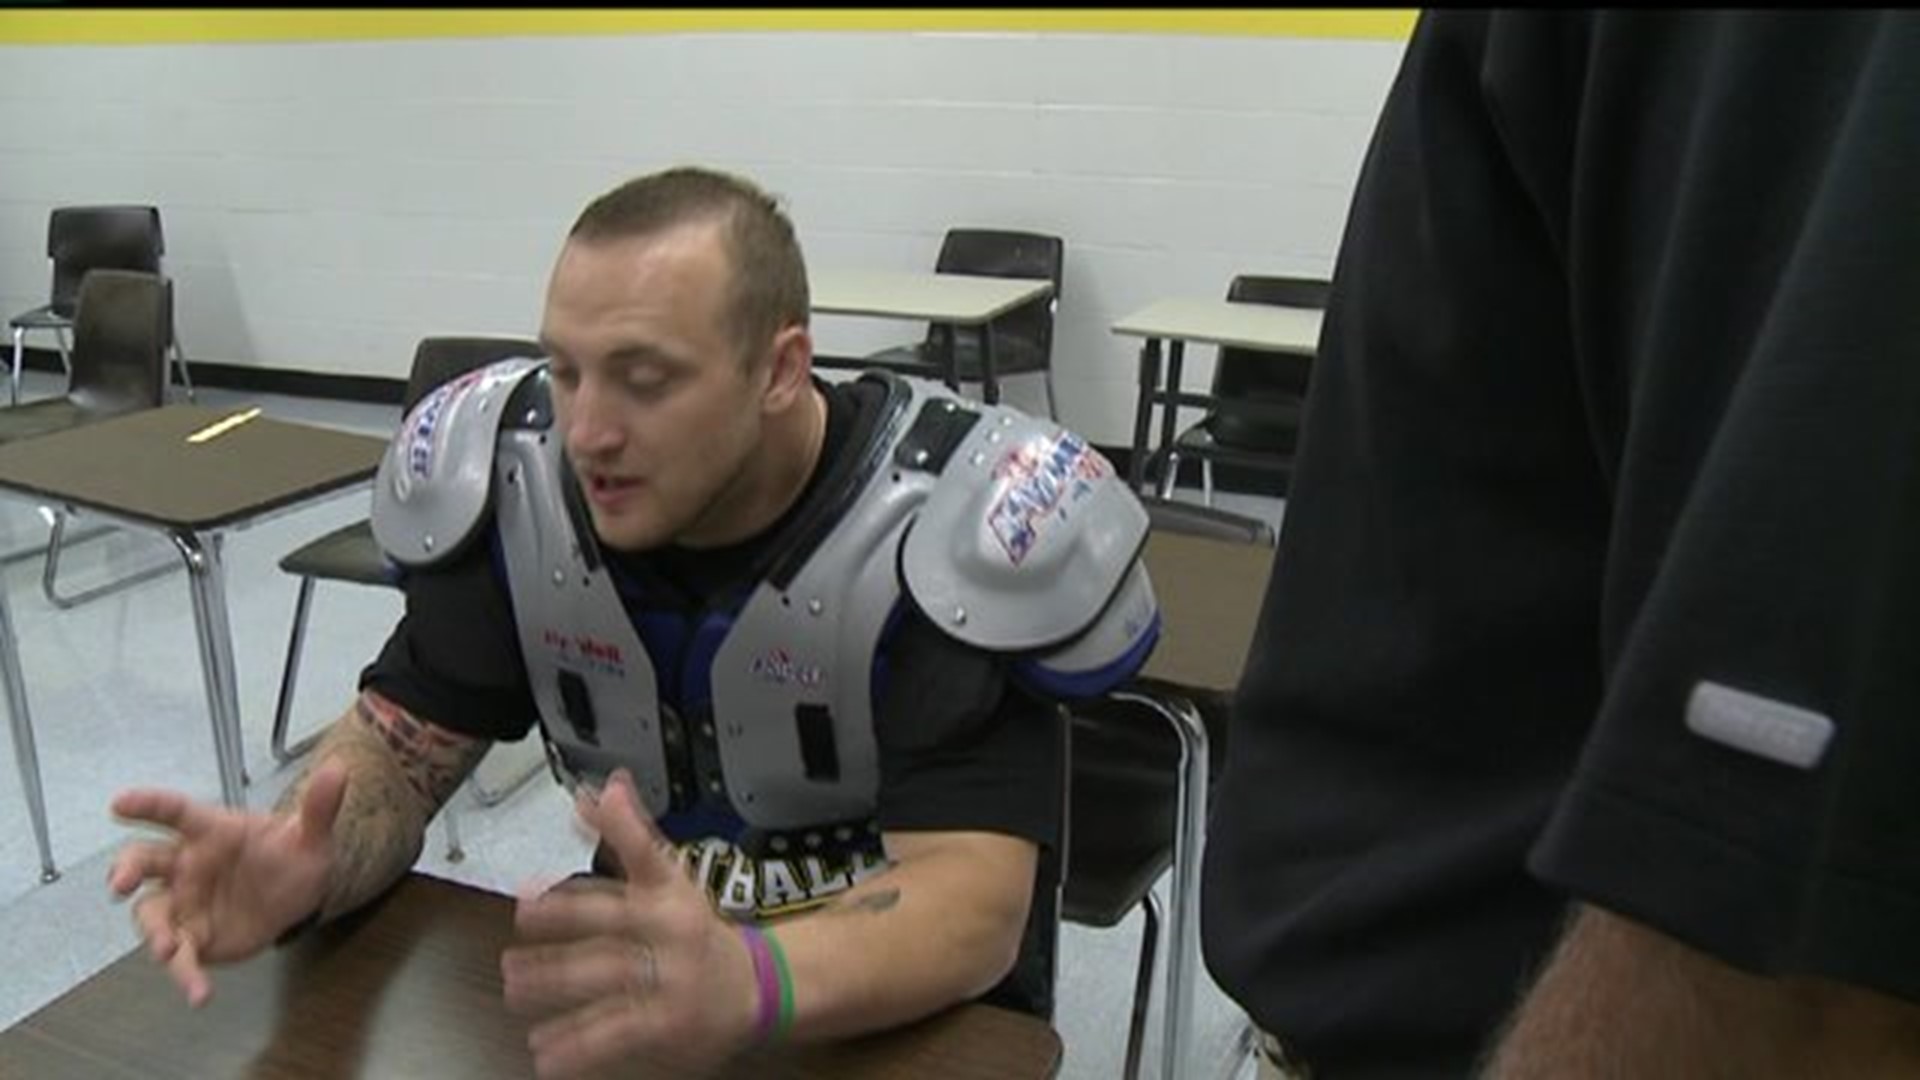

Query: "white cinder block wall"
left=0, top=20, right=1407, bottom=445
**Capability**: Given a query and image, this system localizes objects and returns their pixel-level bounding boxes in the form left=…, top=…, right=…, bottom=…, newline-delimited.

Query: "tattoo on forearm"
left=823, top=887, right=901, bottom=918
left=281, top=693, right=488, bottom=919
left=352, top=691, right=482, bottom=806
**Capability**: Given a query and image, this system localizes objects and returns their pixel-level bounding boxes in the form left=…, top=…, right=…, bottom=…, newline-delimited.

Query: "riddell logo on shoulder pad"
left=751, top=648, right=823, bottom=689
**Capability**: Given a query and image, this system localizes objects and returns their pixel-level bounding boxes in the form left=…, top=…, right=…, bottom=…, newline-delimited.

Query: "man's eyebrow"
left=604, top=345, right=688, bottom=372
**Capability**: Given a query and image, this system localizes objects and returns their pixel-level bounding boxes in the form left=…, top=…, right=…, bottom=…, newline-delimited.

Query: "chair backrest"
left=66, top=269, right=171, bottom=416
left=402, top=335, right=545, bottom=411
left=46, top=206, right=166, bottom=318
left=927, top=228, right=1065, bottom=365
left=1208, top=273, right=1330, bottom=449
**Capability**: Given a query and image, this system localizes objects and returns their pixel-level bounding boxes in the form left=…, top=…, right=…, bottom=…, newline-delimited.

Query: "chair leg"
left=1111, top=689, right=1210, bottom=1080
left=442, top=795, right=467, bottom=863
left=1122, top=890, right=1163, bottom=1080
left=1158, top=451, right=1182, bottom=501
left=170, top=335, right=195, bottom=402
left=41, top=510, right=178, bottom=610
left=1202, top=460, right=1216, bottom=508
left=8, top=325, right=22, bottom=407
left=0, top=584, right=58, bottom=883
left=53, top=327, right=71, bottom=379
left=270, top=576, right=325, bottom=765
left=471, top=751, right=544, bottom=807
left=1041, top=368, right=1060, bottom=421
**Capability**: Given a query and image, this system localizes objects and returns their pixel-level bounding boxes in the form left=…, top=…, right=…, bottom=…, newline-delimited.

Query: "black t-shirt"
left=1202, top=10, right=1920, bottom=1076
left=362, top=375, right=1063, bottom=1015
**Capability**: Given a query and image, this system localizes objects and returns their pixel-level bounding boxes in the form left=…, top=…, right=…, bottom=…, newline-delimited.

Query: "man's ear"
left=761, top=324, right=814, bottom=414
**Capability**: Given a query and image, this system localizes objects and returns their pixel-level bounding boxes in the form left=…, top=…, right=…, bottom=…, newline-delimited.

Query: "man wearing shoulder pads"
left=107, top=165, right=1158, bottom=1077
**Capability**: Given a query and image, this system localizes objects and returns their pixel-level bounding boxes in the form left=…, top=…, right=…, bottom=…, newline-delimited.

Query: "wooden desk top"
left=811, top=270, right=1053, bottom=324
left=0, top=873, right=1063, bottom=1079
left=0, top=404, right=386, bottom=530
left=1111, top=297, right=1323, bottom=354
left=1140, top=529, right=1275, bottom=692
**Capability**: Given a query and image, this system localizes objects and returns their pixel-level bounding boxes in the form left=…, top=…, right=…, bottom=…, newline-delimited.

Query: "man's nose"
left=564, top=380, right=624, bottom=457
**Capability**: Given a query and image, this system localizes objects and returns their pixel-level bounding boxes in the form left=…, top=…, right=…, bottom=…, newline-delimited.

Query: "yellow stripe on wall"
left=0, top=9, right=1418, bottom=47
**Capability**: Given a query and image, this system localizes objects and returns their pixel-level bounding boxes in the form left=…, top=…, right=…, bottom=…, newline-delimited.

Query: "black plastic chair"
left=269, top=336, right=543, bottom=766
left=822, top=228, right=1065, bottom=417
left=8, top=206, right=194, bottom=405
left=0, top=269, right=179, bottom=609
left=1061, top=495, right=1276, bottom=1080
left=1163, top=274, right=1329, bottom=504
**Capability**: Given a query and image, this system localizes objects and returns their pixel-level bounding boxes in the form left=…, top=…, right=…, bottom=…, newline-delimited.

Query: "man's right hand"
left=106, top=759, right=349, bottom=1007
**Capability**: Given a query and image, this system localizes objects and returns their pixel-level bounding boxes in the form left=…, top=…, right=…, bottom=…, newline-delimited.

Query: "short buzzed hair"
left=568, top=166, right=810, bottom=363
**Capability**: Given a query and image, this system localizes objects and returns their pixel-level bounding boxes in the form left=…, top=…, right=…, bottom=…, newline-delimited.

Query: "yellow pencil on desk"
left=186, top=406, right=263, bottom=443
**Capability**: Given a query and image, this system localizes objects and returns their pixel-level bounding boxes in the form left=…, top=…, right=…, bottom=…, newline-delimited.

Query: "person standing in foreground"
left=1203, top=10, right=1920, bottom=1077
left=106, top=166, right=1158, bottom=1077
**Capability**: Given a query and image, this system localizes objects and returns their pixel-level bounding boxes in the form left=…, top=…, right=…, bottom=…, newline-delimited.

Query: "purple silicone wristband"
left=740, top=924, right=781, bottom=1044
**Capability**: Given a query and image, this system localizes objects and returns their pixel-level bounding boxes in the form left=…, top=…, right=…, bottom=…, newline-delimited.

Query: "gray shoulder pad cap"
left=901, top=405, right=1148, bottom=651
left=370, top=357, right=546, bottom=568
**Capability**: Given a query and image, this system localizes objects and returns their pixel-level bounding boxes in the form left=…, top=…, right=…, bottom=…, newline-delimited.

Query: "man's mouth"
left=583, top=472, right=642, bottom=507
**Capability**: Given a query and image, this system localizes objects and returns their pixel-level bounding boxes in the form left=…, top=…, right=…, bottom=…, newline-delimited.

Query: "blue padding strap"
left=1011, top=610, right=1162, bottom=701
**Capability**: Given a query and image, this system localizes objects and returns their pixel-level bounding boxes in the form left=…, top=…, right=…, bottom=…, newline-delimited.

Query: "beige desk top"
left=812, top=270, right=1053, bottom=324
left=1112, top=297, right=1323, bottom=354
left=1139, top=529, right=1275, bottom=692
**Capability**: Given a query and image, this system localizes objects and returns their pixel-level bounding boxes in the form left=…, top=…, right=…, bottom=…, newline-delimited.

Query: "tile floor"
left=0, top=369, right=1283, bottom=1080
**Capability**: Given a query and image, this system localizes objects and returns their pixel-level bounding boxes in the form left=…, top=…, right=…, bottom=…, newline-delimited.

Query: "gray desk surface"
left=811, top=269, right=1053, bottom=324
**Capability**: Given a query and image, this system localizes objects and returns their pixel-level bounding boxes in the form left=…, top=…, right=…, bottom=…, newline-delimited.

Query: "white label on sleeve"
left=1684, top=680, right=1834, bottom=769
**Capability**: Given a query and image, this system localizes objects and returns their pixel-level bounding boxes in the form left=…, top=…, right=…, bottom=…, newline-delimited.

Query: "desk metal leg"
left=0, top=583, right=58, bottom=883
left=936, top=325, right=962, bottom=394
left=8, top=326, right=22, bottom=407
left=1113, top=688, right=1207, bottom=1080
left=979, top=323, right=1001, bottom=406
left=171, top=531, right=247, bottom=808
left=1129, top=338, right=1163, bottom=493
left=43, top=509, right=181, bottom=610
left=1155, top=341, right=1187, bottom=498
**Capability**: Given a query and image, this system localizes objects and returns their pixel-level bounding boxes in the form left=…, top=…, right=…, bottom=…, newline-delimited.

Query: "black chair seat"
left=8, top=305, right=70, bottom=331
left=865, top=332, right=1051, bottom=380
left=1171, top=425, right=1300, bottom=487
left=1189, top=393, right=1306, bottom=450
left=0, top=399, right=92, bottom=444
left=278, top=519, right=392, bottom=586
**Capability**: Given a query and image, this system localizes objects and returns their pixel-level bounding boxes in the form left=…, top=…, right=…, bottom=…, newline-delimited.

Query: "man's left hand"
left=501, top=770, right=760, bottom=1078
